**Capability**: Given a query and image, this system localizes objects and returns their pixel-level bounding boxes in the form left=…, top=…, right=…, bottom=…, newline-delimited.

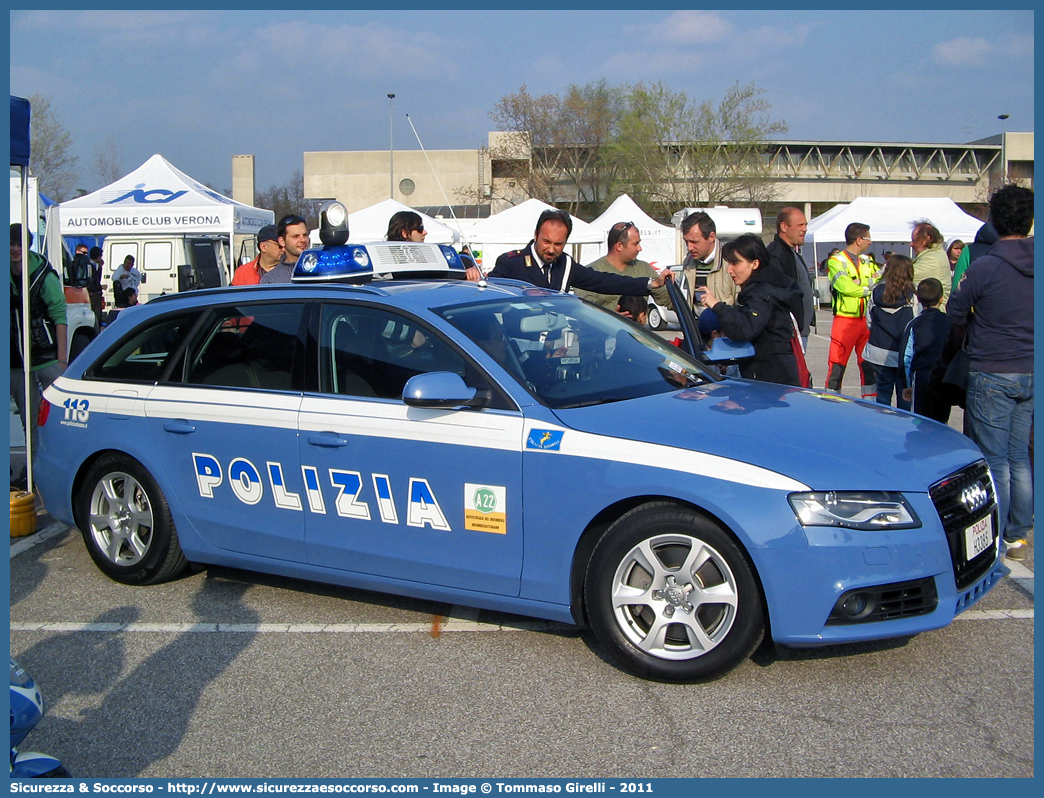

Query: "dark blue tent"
left=11, top=94, right=31, bottom=166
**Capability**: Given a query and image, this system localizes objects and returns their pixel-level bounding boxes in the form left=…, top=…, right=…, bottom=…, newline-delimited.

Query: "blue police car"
left=34, top=206, right=1006, bottom=682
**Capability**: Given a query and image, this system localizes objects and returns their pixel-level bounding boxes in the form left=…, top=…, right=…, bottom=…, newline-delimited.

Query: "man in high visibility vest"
left=826, top=222, right=876, bottom=398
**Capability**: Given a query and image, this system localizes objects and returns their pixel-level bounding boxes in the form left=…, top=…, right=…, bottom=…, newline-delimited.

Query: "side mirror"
left=403, top=372, right=486, bottom=409
left=705, top=337, right=755, bottom=364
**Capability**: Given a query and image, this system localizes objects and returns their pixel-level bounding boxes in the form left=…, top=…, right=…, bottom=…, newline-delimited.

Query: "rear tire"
left=584, top=503, right=764, bottom=682
left=76, top=453, right=188, bottom=585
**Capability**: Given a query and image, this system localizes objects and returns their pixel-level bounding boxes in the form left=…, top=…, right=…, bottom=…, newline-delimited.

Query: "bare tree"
left=489, top=85, right=562, bottom=204
left=92, top=134, right=124, bottom=185
left=554, top=81, right=623, bottom=211
left=256, top=170, right=322, bottom=230
left=26, top=94, right=78, bottom=200
left=489, top=82, right=624, bottom=215
left=488, top=81, right=787, bottom=219
left=608, top=81, right=787, bottom=218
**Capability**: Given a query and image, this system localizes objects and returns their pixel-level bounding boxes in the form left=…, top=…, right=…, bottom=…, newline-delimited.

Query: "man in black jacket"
left=488, top=209, right=671, bottom=296
left=766, top=207, right=815, bottom=347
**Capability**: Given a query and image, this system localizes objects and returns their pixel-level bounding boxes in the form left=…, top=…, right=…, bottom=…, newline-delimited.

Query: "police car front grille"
left=929, top=461, right=998, bottom=591
left=372, top=245, right=443, bottom=268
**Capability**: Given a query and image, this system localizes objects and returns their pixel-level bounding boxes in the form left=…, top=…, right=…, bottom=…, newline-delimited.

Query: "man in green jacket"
left=575, top=221, right=672, bottom=315
left=10, top=223, right=67, bottom=453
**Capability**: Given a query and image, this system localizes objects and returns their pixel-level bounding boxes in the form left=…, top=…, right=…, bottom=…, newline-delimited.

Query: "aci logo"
left=106, top=183, right=188, bottom=205
left=526, top=429, right=564, bottom=451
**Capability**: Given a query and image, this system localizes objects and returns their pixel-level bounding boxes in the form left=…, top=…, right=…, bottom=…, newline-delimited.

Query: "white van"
left=102, top=234, right=231, bottom=307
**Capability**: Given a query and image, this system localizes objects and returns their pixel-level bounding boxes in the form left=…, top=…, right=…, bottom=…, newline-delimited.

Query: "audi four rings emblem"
left=960, top=482, right=988, bottom=514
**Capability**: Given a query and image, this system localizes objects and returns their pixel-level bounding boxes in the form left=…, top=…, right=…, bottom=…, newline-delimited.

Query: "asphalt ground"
left=9, top=306, right=1034, bottom=779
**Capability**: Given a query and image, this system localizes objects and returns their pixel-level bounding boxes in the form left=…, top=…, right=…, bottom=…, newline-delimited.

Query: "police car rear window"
left=184, top=303, right=304, bottom=392
left=90, top=312, right=198, bottom=383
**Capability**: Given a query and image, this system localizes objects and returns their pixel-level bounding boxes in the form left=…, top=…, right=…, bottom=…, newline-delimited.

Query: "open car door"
left=664, top=272, right=703, bottom=361
left=663, top=273, right=755, bottom=367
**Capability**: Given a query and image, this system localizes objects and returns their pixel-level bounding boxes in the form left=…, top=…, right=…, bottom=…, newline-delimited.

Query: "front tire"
left=76, top=453, right=188, bottom=585
left=647, top=304, right=666, bottom=331
left=584, top=503, right=764, bottom=682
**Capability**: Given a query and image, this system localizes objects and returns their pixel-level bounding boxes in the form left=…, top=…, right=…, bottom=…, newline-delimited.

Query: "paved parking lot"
left=10, top=307, right=1032, bottom=779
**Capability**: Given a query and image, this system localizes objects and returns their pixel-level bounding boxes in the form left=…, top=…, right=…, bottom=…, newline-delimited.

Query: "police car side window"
left=185, top=303, right=304, bottom=391
left=91, top=312, right=199, bottom=383
left=319, top=305, right=467, bottom=400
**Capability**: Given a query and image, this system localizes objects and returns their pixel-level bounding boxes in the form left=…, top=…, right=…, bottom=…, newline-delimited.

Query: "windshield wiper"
left=558, top=396, right=624, bottom=408
left=657, top=365, right=705, bottom=388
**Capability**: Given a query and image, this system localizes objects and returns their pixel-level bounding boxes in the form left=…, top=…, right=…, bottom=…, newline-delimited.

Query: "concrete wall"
left=300, top=133, right=1032, bottom=216
left=231, top=155, right=256, bottom=261
left=304, top=150, right=487, bottom=213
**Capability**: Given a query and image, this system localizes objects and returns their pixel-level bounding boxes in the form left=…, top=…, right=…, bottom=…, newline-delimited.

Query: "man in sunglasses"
left=488, top=209, right=671, bottom=296
left=574, top=221, right=672, bottom=314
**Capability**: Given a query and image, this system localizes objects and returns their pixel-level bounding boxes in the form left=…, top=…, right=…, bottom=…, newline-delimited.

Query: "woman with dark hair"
left=699, top=233, right=804, bottom=385
left=386, top=210, right=427, bottom=242
left=863, top=254, right=916, bottom=409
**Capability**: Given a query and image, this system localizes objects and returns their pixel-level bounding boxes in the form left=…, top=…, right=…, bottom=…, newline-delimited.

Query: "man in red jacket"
left=232, top=225, right=282, bottom=286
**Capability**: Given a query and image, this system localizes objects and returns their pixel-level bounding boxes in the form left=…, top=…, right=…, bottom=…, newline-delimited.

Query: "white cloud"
left=932, top=37, right=993, bottom=66
left=604, top=50, right=708, bottom=76
left=619, top=15, right=817, bottom=80
left=650, top=11, right=734, bottom=45
left=745, top=22, right=817, bottom=51
left=249, top=20, right=457, bottom=79
left=1007, top=33, right=1034, bottom=57
left=14, top=10, right=222, bottom=49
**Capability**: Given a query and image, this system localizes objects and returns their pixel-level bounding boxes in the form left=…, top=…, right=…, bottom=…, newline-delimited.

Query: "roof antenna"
left=404, top=112, right=474, bottom=256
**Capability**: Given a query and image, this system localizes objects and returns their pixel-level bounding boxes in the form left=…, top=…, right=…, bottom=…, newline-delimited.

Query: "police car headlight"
left=319, top=200, right=349, bottom=247
left=351, top=247, right=370, bottom=268
left=788, top=491, right=920, bottom=530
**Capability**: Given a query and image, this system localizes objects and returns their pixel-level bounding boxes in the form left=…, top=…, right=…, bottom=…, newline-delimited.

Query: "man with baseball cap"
left=232, top=224, right=282, bottom=285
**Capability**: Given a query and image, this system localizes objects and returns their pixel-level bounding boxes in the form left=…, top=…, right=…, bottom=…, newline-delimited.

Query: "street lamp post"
left=997, top=114, right=1009, bottom=188
left=388, top=93, right=396, bottom=199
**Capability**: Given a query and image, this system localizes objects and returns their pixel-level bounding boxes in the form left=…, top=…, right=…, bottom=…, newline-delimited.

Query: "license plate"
left=963, top=515, right=994, bottom=560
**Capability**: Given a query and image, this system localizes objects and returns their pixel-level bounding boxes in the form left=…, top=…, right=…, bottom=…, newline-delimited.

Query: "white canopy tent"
left=578, top=194, right=677, bottom=269
left=59, top=154, right=274, bottom=239
left=464, top=198, right=603, bottom=271
left=802, top=197, right=984, bottom=264
left=309, top=198, right=459, bottom=245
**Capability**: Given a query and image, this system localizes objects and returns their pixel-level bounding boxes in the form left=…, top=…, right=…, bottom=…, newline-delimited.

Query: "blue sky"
left=9, top=8, right=1035, bottom=197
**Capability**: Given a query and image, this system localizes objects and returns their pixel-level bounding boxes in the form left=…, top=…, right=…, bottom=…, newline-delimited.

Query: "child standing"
left=899, top=278, right=951, bottom=417
left=864, top=254, right=916, bottom=410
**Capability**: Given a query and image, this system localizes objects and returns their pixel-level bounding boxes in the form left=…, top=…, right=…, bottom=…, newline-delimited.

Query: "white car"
left=646, top=265, right=688, bottom=330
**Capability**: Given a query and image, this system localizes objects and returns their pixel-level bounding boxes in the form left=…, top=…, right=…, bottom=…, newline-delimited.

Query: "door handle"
left=307, top=432, right=349, bottom=448
left=163, top=419, right=196, bottom=435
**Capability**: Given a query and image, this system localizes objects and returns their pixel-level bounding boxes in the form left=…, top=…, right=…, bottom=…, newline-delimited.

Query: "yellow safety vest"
left=827, top=251, right=874, bottom=318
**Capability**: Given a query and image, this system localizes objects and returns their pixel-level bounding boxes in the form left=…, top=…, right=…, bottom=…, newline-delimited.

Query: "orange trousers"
left=827, top=315, right=876, bottom=399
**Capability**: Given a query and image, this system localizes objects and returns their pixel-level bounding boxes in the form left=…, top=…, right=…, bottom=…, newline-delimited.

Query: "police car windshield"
left=437, top=296, right=713, bottom=409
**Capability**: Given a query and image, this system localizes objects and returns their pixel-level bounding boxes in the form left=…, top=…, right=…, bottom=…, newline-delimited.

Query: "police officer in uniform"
left=487, top=209, right=672, bottom=296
